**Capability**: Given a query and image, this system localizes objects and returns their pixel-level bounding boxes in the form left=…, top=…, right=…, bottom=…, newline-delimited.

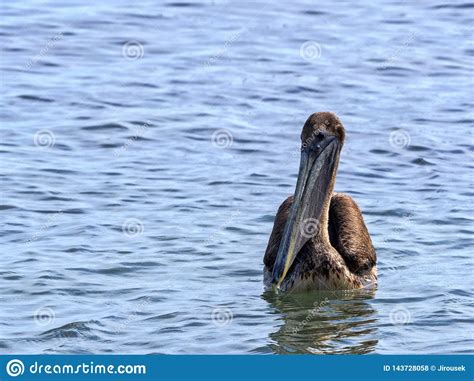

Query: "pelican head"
left=272, top=112, right=346, bottom=288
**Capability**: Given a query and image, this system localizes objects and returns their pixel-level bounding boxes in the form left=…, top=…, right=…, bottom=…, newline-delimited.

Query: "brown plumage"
left=264, top=112, right=377, bottom=292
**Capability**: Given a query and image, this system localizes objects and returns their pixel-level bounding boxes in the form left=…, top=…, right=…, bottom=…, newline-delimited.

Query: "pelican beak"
left=271, top=132, right=340, bottom=289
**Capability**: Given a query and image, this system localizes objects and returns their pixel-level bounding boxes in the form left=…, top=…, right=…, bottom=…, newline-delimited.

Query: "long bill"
left=271, top=134, right=341, bottom=289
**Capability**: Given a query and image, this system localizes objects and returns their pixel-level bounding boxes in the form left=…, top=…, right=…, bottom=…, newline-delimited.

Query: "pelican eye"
left=316, top=131, right=324, bottom=140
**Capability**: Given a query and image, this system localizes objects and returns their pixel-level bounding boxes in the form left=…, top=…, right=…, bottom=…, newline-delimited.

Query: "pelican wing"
left=264, top=196, right=293, bottom=271
left=328, top=193, right=376, bottom=275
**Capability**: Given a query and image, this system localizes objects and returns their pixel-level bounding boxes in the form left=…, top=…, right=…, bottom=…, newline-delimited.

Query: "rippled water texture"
left=1, top=0, right=473, bottom=354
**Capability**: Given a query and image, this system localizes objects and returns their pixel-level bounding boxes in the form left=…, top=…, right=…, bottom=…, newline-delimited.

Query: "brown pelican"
left=264, top=112, right=377, bottom=292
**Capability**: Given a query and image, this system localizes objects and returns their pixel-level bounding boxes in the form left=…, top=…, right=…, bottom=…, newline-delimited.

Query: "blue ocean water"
left=0, top=0, right=472, bottom=354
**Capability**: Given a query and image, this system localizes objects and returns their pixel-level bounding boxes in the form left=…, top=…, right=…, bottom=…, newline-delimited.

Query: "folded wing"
left=328, top=193, right=376, bottom=275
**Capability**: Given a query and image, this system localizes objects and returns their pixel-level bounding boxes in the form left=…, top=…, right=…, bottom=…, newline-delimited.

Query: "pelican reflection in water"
left=262, top=289, right=378, bottom=354
left=264, top=112, right=377, bottom=292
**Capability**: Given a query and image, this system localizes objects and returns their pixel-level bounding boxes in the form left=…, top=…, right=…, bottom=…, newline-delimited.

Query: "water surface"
left=0, top=0, right=473, bottom=354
